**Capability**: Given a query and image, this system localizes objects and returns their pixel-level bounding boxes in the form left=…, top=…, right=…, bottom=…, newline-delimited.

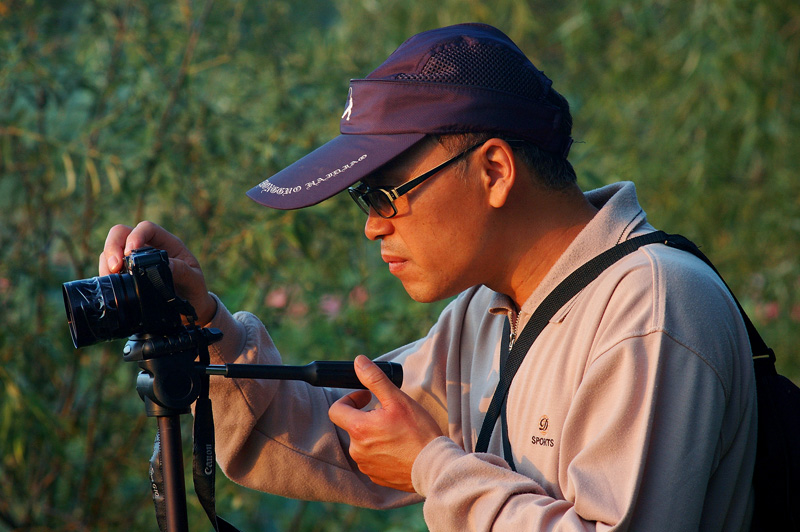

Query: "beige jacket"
left=206, top=182, right=757, bottom=531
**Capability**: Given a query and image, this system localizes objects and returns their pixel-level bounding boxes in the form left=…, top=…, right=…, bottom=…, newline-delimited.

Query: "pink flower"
left=288, top=301, right=308, bottom=319
left=756, top=301, right=780, bottom=323
left=265, top=288, right=288, bottom=308
left=349, top=286, right=369, bottom=307
left=319, top=294, right=342, bottom=319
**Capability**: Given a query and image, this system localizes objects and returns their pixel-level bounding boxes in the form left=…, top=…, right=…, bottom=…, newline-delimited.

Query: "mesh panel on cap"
left=395, top=42, right=548, bottom=102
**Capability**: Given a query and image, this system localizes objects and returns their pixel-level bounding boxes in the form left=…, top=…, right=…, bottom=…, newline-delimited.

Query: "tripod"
left=124, top=326, right=402, bottom=532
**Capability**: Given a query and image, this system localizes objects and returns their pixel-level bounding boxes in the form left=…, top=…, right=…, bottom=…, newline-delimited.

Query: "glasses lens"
left=366, top=190, right=396, bottom=218
left=349, top=186, right=397, bottom=218
left=348, top=187, right=371, bottom=215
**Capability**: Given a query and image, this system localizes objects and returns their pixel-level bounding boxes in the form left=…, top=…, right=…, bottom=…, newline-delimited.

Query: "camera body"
left=63, top=247, right=195, bottom=348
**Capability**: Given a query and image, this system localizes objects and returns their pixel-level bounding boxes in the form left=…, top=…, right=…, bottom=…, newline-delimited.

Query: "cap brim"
left=247, top=133, right=426, bottom=210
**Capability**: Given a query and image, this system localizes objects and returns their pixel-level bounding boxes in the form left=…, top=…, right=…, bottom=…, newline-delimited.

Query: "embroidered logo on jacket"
left=532, top=414, right=555, bottom=447
left=538, top=415, right=549, bottom=435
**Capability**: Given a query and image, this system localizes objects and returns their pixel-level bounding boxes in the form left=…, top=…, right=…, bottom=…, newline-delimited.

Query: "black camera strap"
left=149, top=428, right=169, bottom=531
left=149, top=345, right=240, bottom=532
left=192, top=383, right=239, bottom=531
left=145, top=266, right=198, bottom=322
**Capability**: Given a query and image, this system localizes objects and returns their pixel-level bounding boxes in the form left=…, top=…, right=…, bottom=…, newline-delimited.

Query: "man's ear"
left=477, top=138, right=517, bottom=209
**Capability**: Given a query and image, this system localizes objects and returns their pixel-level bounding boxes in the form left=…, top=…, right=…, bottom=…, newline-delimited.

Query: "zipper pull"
left=506, top=310, right=519, bottom=352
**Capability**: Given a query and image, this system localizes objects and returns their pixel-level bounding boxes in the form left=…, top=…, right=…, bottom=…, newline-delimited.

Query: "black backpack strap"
left=475, top=230, right=671, bottom=455
left=660, top=237, right=799, bottom=530
left=658, top=235, right=775, bottom=365
left=475, top=230, right=798, bottom=529
left=499, top=319, right=515, bottom=470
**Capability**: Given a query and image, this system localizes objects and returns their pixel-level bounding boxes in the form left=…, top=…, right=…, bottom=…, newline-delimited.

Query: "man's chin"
left=401, top=282, right=458, bottom=304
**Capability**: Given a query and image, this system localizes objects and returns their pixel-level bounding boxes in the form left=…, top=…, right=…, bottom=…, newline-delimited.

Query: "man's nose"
left=364, top=210, right=394, bottom=241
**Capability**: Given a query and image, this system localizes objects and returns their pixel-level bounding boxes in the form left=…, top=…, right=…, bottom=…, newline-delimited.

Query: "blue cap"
left=247, top=23, right=573, bottom=210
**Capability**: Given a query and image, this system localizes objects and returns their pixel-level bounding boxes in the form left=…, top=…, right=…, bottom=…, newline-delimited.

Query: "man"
left=100, top=23, right=757, bottom=530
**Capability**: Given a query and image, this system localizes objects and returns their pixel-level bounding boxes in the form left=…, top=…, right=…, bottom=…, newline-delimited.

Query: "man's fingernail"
left=356, top=355, right=371, bottom=370
left=107, top=256, right=119, bottom=272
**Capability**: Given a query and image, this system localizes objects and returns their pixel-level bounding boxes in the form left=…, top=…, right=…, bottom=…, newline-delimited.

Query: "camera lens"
left=62, top=273, right=141, bottom=348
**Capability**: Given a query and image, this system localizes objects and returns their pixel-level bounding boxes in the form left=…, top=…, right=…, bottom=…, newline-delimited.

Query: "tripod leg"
left=158, top=415, right=189, bottom=532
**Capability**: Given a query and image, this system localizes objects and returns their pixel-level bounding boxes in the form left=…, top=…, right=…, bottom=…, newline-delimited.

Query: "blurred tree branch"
left=137, top=0, right=215, bottom=221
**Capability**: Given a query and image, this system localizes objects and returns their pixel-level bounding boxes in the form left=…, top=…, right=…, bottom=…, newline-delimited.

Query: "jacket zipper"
left=508, top=311, right=519, bottom=352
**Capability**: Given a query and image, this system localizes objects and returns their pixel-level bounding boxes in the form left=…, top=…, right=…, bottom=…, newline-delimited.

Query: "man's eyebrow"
left=361, top=175, right=381, bottom=188
left=364, top=169, right=401, bottom=188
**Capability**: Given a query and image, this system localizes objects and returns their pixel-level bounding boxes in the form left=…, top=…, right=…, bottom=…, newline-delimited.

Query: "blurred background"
left=1, top=0, right=798, bottom=530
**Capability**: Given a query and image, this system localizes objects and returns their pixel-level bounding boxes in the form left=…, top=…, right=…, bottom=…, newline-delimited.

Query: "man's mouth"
left=381, top=253, right=408, bottom=274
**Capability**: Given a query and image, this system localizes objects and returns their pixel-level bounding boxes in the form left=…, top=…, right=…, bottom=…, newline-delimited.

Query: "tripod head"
left=124, top=326, right=223, bottom=416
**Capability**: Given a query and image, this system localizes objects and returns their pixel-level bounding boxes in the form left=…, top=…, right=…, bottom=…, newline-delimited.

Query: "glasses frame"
left=348, top=141, right=485, bottom=219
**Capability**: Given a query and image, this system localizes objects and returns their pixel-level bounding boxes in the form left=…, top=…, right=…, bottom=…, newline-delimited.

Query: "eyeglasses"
left=348, top=142, right=484, bottom=219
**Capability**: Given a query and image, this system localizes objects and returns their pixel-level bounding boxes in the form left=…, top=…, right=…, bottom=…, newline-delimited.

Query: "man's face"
left=361, top=139, right=495, bottom=303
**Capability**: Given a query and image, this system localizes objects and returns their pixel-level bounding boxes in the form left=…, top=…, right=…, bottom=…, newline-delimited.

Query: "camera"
left=63, top=247, right=196, bottom=348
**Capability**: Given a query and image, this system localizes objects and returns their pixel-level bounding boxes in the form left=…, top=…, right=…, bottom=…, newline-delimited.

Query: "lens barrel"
left=62, top=274, right=141, bottom=348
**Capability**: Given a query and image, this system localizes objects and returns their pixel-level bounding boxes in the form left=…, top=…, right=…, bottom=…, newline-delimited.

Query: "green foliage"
left=1, top=0, right=797, bottom=530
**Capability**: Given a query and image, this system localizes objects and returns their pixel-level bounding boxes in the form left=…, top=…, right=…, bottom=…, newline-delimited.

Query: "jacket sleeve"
left=204, top=294, right=422, bottom=509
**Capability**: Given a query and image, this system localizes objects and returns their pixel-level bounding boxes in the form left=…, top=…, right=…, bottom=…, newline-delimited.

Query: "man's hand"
left=98, top=221, right=217, bottom=326
left=328, top=355, right=444, bottom=492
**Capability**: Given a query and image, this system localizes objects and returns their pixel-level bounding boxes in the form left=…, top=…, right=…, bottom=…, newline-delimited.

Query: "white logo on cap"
left=342, top=87, right=354, bottom=121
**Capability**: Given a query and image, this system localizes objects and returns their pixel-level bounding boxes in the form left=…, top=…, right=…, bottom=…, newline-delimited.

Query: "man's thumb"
left=354, top=355, right=398, bottom=403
